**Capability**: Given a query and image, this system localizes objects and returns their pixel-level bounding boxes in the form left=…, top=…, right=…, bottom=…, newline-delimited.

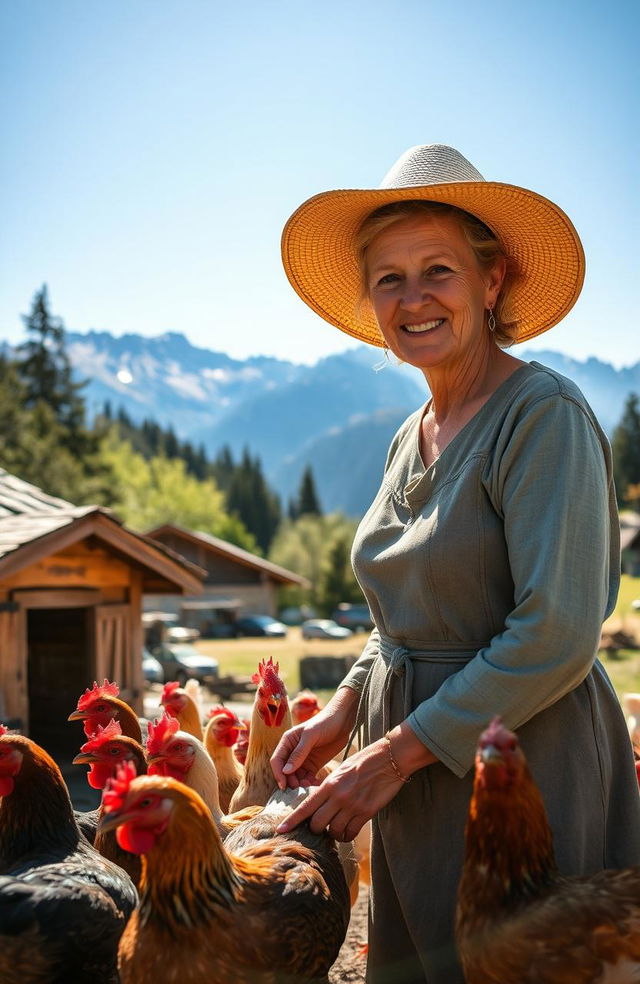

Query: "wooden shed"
left=145, top=524, right=309, bottom=635
left=0, top=470, right=204, bottom=758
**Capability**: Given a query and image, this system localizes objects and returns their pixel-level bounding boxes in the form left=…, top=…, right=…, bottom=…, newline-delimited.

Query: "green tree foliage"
left=269, top=513, right=364, bottom=614
left=100, top=430, right=258, bottom=549
left=294, top=465, right=323, bottom=518
left=17, top=286, right=90, bottom=456
left=322, top=535, right=362, bottom=615
left=612, top=393, right=640, bottom=509
left=0, top=289, right=114, bottom=504
left=225, top=448, right=281, bottom=555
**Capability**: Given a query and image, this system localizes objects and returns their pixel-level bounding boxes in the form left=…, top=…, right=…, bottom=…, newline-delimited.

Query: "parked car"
left=166, top=625, right=200, bottom=643
left=142, top=648, right=164, bottom=685
left=331, top=603, right=374, bottom=632
left=279, top=605, right=317, bottom=626
left=234, top=615, right=288, bottom=638
left=301, top=619, right=353, bottom=640
left=152, top=642, right=219, bottom=689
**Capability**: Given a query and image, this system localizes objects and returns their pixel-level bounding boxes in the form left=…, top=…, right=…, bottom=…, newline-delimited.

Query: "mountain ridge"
left=23, top=330, right=640, bottom=516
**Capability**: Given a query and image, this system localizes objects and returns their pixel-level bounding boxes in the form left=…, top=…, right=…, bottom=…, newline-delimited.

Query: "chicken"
left=98, top=763, right=350, bottom=984
left=234, top=718, right=250, bottom=765
left=146, top=713, right=260, bottom=837
left=160, top=680, right=203, bottom=740
left=291, top=688, right=323, bottom=724
left=68, top=679, right=144, bottom=744
left=229, top=658, right=292, bottom=811
left=0, top=724, right=137, bottom=984
left=456, top=717, right=640, bottom=984
left=204, top=706, right=245, bottom=812
left=72, top=719, right=147, bottom=885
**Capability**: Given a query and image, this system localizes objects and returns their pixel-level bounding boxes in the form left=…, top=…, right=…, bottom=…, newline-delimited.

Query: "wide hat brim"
left=281, top=179, right=585, bottom=347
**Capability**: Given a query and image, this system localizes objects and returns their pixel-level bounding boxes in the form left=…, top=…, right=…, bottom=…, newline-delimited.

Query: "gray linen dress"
left=340, top=361, right=640, bottom=984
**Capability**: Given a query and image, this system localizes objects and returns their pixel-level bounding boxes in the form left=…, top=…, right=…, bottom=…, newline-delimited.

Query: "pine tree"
left=226, top=448, right=281, bottom=553
left=211, top=445, right=235, bottom=492
left=612, top=393, right=640, bottom=509
left=297, top=465, right=322, bottom=516
left=16, top=285, right=89, bottom=457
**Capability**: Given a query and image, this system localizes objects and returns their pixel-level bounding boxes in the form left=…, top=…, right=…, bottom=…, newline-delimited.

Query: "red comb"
left=77, top=679, right=120, bottom=711
left=0, top=724, right=8, bottom=737
left=102, top=760, right=138, bottom=813
left=251, top=657, right=283, bottom=691
left=480, top=716, right=513, bottom=744
left=79, top=719, right=123, bottom=753
left=207, top=706, right=238, bottom=723
left=161, top=681, right=181, bottom=703
left=146, top=713, right=179, bottom=756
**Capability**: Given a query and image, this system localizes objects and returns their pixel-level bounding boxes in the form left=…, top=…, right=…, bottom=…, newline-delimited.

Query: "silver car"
left=301, top=619, right=353, bottom=640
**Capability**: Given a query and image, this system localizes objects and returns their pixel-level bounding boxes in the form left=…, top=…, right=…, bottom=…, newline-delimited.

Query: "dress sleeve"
left=408, top=391, right=620, bottom=777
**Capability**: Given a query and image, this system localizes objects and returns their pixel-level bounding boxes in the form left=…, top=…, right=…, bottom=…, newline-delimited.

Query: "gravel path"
left=329, top=888, right=368, bottom=983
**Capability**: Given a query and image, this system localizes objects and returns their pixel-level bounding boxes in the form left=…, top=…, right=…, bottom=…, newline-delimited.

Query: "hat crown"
left=380, top=143, right=485, bottom=190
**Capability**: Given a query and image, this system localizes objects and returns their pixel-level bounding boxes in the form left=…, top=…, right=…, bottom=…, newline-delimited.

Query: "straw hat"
left=281, top=144, right=585, bottom=347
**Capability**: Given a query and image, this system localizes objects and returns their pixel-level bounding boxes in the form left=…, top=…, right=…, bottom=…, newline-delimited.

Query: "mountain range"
left=63, top=330, right=640, bottom=517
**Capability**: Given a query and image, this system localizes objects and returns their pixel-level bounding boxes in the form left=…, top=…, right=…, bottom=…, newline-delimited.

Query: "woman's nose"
left=401, top=280, right=430, bottom=310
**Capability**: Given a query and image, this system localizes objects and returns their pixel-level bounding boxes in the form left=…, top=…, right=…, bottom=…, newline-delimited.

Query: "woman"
left=272, top=144, right=640, bottom=983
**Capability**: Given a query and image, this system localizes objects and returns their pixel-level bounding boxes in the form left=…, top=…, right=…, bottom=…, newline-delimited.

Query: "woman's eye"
left=426, top=265, right=450, bottom=276
left=376, top=273, right=400, bottom=287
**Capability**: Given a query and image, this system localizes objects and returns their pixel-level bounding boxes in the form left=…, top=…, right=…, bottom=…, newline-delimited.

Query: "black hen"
left=0, top=727, right=137, bottom=984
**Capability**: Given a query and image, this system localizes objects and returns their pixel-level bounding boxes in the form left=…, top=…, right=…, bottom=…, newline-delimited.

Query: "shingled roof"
left=0, top=469, right=205, bottom=591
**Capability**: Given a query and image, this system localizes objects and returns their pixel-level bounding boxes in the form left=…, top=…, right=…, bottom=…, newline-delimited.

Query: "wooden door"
left=94, top=604, right=132, bottom=698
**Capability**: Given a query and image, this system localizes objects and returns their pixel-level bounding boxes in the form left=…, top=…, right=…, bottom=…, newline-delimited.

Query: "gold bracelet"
left=384, top=732, right=412, bottom=783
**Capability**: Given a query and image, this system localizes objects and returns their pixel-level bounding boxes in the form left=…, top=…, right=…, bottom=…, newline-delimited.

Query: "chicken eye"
left=139, top=797, right=153, bottom=808
left=109, top=747, right=121, bottom=755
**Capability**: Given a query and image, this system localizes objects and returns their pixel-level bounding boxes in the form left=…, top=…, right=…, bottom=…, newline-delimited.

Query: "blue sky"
left=1, top=0, right=637, bottom=367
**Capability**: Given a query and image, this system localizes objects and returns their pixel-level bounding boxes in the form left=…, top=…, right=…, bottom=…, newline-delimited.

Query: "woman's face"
left=366, top=214, right=505, bottom=373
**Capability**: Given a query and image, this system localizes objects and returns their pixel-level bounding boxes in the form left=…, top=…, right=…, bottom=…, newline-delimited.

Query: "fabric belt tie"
left=345, top=635, right=485, bottom=756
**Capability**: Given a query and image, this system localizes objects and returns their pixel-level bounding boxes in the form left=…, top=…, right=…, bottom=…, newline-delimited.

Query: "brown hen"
left=204, top=706, right=245, bottom=812
left=456, top=717, right=640, bottom=984
left=0, top=726, right=137, bottom=984
left=99, top=764, right=350, bottom=984
left=72, top=719, right=147, bottom=886
left=229, top=658, right=292, bottom=811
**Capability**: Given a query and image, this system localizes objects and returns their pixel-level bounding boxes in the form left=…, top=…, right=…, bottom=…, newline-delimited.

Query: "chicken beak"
left=97, top=809, right=127, bottom=836
left=67, top=709, right=86, bottom=722
left=146, top=754, right=165, bottom=767
left=480, top=743, right=503, bottom=765
left=72, top=751, right=96, bottom=765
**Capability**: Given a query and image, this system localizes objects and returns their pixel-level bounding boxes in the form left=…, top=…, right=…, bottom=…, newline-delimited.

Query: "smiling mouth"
left=402, top=318, right=445, bottom=334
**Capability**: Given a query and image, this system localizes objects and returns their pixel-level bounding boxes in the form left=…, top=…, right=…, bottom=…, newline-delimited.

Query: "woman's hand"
left=271, top=687, right=359, bottom=790
left=275, top=722, right=439, bottom=842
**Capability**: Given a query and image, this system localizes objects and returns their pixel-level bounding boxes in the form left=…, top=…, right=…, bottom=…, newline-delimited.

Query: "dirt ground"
left=329, top=889, right=368, bottom=983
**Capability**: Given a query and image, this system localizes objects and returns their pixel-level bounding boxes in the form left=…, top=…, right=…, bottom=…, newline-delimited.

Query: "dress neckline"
left=414, top=361, right=535, bottom=473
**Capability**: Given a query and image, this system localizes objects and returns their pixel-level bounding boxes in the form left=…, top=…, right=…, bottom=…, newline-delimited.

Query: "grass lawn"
left=196, top=627, right=367, bottom=709
left=195, top=576, right=640, bottom=709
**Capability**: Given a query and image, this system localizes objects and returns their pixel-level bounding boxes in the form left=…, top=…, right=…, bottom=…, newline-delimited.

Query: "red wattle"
left=88, top=762, right=115, bottom=790
left=0, top=776, right=15, bottom=797
left=116, top=822, right=156, bottom=854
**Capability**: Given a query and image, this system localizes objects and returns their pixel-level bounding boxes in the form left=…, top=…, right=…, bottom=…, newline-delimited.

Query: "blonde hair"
left=355, top=200, right=520, bottom=346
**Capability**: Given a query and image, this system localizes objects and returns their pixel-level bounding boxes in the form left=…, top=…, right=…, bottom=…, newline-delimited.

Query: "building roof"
left=146, top=523, right=309, bottom=588
left=0, top=469, right=205, bottom=593
left=0, top=470, right=76, bottom=517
